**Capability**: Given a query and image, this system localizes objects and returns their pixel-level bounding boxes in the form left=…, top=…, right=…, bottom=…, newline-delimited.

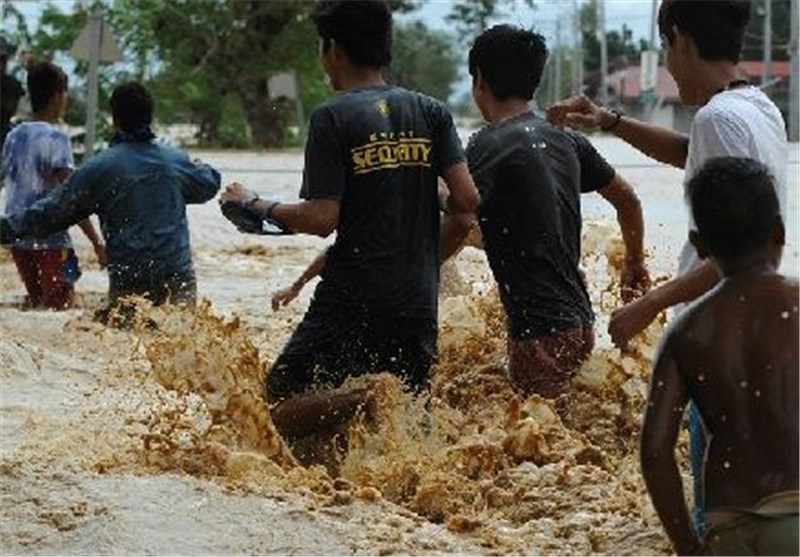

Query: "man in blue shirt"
left=0, top=82, right=220, bottom=318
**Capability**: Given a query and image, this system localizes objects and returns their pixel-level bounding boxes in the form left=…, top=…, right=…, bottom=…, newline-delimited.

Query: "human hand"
left=608, top=293, right=660, bottom=350
left=546, top=94, right=613, bottom=131
left=219, top=182, right=257, bottom=206
left=271, top=283, right=301, bottom=311
left=93, top=242, right=108, bottom=269
left=620, top=260, right=651, bottom=303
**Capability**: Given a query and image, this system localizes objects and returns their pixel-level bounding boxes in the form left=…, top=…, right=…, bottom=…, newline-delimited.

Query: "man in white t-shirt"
left=546, top=0, right=788, bottom=542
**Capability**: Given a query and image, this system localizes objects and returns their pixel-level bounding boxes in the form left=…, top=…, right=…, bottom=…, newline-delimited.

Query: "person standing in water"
left=547, top=0, right=788, bottom=531
left=641, top=157, right=797, bottom=556
left=465, top=25, right=650, bottom=398
left=219, top=0, right=478, bottom=442
left=2, top=61, right=105, bottom=309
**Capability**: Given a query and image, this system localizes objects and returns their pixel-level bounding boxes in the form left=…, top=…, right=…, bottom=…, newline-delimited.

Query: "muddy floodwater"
left=1, top=137, right=797, bottom=555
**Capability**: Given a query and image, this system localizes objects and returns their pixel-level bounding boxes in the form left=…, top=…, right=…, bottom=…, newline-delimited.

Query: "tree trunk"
left=238, top=78, right=288, bottom=149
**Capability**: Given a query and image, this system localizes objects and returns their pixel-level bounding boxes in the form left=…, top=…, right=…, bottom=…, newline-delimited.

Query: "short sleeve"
left=300, top=106, right=347, bottom=201
left=432, top=101, right=465, bottom=173
left=45, top=129, right=74, bottom=172
left=691, top=108, right=752, bottom=160
left=567, top=131, right=615, bottom=193
left=465, top=131, right=494, bottom=201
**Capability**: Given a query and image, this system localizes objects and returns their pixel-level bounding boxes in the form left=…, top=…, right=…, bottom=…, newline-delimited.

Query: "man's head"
left=110, top=82, right=153, bottom=133
left=468, top=24, right=547, bottom=114
left=658, top=0, right=751, bottom=102
left=311, top=0, right=392, bottom=90
left=27, top=61, right=68, bottom=116
left=688, top=157, right=784, bottom=270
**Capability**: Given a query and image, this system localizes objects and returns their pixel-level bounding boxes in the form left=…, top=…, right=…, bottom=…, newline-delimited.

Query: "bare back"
left=672, top=273, right=799, bottom=510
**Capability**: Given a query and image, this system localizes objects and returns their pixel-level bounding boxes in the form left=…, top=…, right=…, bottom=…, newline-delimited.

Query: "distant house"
left=607, top=61, right=790, bottom=134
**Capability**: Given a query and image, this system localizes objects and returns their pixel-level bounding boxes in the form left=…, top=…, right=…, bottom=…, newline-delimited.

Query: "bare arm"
left=272, top=248, right=329, bottom=311
left=439, top=162, right=480, bottom=262
left=53, top=167, right=106, bottom=267
left=547, top=95, right=689, bottom=169
left=641, top=337, right=701, bottom=556
left=609, top=261, right=721, bottom=350
left=598, top=173, right=650, bottom=301
left=221, top=183, right=340, bottom=238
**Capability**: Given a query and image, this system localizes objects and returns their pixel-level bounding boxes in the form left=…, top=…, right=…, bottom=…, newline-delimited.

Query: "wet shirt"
left=5, top=133, right=220, bottom=290
left=466, top=112, right=615, bottom=340
left=301, top=85, right=465, bottom=321
left=3, top=121, right=74, bottom=250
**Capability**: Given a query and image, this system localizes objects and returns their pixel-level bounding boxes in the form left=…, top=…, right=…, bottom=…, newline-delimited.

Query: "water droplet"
left=721, top=414, right=727, bottom=422
left=657, top=380, right=664, bottom=387
left=501, top=227, right=509, bottom=235
left=740, top=380, right=748, bottom=388
left=723, top=461, right=731, bottom=469
left=754, top=390, right=761, bottom=397
left=698, top=374, right=705, bottom=382
left=781, top=311, right=790, bottom=319
left=738, top=295, right=746, bottom=302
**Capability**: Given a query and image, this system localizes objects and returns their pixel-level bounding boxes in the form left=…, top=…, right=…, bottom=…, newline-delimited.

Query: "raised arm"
left=547, top=95, right=689, bottom=169
left=176, top=155, right=221, bottom=204
left=439, top=162, right=480, bottom=262
left=597, top=173, right=650, bottom=302
left=609, top=261, right=721, bottom=350
left=641, top=336, right=701, bottom=556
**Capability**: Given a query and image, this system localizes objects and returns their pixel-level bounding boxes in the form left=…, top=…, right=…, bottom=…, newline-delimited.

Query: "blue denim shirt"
left=6, top=134, right=220, bottom=291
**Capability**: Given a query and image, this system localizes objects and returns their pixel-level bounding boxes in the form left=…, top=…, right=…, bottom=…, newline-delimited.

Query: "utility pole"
left=762, top=0, right=772, bottom=86
left=84, top=6, right=101, bottom=159
left=572, top=0, right=583, bottom=95
left=555, top=19, right=562, bottom=102
left=790, top=0, right=798, bottom=141
left=598, top=0, right=609, bottom=105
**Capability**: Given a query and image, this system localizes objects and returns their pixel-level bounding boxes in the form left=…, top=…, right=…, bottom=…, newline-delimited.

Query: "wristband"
left=600, top=108, right=623, bottom=132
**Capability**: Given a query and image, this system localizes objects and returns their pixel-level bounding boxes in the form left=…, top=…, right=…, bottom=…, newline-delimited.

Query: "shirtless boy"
left=641, top=157, right=798, bottom=556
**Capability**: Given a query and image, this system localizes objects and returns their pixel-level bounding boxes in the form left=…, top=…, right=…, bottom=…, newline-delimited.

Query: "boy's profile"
left=641, top=157, right=798, bottom=556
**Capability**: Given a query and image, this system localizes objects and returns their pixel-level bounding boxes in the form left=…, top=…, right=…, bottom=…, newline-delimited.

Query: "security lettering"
left=352, top=133, right=432, bottom=175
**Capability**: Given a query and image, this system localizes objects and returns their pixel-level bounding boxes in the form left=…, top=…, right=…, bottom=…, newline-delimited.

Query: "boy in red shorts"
left=2, top=61, right=104, bottom=309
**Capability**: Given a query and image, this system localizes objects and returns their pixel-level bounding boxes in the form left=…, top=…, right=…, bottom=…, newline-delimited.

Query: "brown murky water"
left=1, top=141, right=796, bottom=555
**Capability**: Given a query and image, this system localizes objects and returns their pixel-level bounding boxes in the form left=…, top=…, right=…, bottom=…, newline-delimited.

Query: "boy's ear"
left=773, top=215, right=786, bottom=247
left=689, top=230, right=710, bottom=260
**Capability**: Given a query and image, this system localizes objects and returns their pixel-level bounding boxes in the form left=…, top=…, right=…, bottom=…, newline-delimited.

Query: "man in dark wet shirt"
left=641, top=157, right=798, bottom=556
left=219, top=0, right=478, bottom=442
left=465, top=25, right=650, bottom=398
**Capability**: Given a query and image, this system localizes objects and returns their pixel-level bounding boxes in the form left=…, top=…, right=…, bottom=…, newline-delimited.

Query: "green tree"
left=388, top=21, right=458, bottom=101
left=446, top=0, right=536, bottom=43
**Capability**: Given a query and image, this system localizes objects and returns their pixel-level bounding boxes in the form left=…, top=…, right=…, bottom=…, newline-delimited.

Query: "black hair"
left=110, top=81, right=154, bottom=132
left=27, top=62, right=67, bottom=113
left=311, top=0, right=392, bottom=68
left=468, top=25, right=547, bottom=102
left=658, top=0, right=751, bottom=63
left=688, top=157, right=780, bottom=260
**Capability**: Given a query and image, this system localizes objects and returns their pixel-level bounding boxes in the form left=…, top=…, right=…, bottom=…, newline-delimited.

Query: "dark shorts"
left=266, top=308, right=437, bottom=403
left=11, top=247, right=80, bottom=310
left=508, top=323, right=594, bottom=398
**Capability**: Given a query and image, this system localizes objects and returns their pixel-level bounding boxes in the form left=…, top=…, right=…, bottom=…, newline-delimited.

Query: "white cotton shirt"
left=678, top=86, right=788, bottom=278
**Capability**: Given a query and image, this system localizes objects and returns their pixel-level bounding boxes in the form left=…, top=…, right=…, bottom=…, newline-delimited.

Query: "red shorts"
left=508, top=324, right=595, bottom=398
left=11, top=247, right=80, bottom=310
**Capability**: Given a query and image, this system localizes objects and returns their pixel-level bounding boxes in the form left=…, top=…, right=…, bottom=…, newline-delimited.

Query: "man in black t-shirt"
left=467, top=25, right=650, bottom=398
left=220, top=0, right=479, bottom=441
